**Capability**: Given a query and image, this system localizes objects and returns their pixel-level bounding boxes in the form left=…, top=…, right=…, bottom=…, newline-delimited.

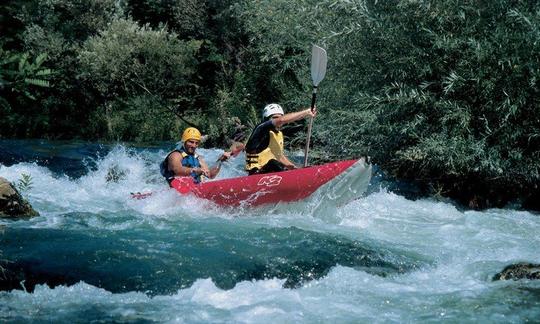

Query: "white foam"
left=2, top=144, right=540, bottom=322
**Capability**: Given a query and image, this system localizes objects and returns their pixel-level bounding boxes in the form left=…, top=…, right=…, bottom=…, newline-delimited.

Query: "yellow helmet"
left=181, top=127, right=202, bottom=143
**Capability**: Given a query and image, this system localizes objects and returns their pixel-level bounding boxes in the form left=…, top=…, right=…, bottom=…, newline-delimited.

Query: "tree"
left=0, top=49, right=52, bottom=137
left=0, top=51, right=51, bottom=99
left=77, top=19, right=202, bottom=140
left=230, top=0, right=540, bottom=207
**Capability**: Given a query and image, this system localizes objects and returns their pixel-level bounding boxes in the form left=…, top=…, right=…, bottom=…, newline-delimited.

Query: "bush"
left=232, top=0, right=540, bottom=207
left=78, top=18, right=202, bottom=140
left=87, top=96, right=183, bottom=142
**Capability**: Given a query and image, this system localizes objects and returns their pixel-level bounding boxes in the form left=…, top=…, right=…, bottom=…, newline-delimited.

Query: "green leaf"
left=36, top=69, right=52, bottom=77
left=35, top=53, right=48, bottom=66
left=18, top=53, right=29, bottom=72
left=25, top=78, right=50, bottom=87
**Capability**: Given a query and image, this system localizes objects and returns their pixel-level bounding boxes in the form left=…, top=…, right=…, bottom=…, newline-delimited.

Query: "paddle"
left=303, top=45, right=328, bottom=167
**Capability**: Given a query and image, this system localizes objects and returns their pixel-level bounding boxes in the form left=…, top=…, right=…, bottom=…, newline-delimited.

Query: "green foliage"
left=78, top=19, right=200, bottom=99
left=89, top=96, right=184, bottom=142
left=318, top=1, right=540, bottom=178
left=18, top=0, right=123, bottom=43
left=0, top=1, right=26, bottom=50
left=203, top=71, right=259, bottom=145
left=230, top=0, right=315, bottom=103
left=0, top=0, right=124, bottom=139
left=77, top=18, right=202, bottom=140
left=16, top=173, right=33, bottom=192
left=127, top=0, right=208, bottom=39
left=232, top=0, right=540, bottom=206
left=3, top=0, right=540, bottom=207
left=0, top=48, right=54, bottom=138
left=0, top=50, right=51, bottom=100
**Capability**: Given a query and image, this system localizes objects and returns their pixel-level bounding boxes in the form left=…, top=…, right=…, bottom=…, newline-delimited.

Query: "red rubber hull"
left=170, top=159, right=360, bottom=206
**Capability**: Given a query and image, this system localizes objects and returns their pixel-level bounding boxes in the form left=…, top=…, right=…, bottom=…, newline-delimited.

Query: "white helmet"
left=262, top=103, right=284, bottom=119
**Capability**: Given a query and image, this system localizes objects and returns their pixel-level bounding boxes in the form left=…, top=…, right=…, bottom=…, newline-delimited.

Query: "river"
left=1, top=140, right=539, bottom=323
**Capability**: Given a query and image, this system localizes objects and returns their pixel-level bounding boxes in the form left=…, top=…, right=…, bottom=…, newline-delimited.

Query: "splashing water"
left=0, top=140, right=539, bottom=323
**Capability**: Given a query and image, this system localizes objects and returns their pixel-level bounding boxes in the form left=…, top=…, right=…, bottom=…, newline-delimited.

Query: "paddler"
left=160, top=127, right=230, bottom=185
left=245, top=103, right=316, bottom=175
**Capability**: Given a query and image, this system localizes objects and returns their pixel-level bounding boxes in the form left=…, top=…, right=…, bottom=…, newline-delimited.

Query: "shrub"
left=78, top=19, right=201, bottom=140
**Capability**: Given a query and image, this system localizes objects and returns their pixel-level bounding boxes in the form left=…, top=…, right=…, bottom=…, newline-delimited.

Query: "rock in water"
left=0, top=177, right=39, bottom=219
left=493, top=263, right=540, bottom=281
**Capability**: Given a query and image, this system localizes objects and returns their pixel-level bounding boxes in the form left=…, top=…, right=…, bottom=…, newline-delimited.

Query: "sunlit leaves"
left=77, top=18, right=202, bottom=140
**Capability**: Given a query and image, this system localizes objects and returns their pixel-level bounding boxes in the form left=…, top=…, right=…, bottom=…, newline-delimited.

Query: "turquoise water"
left=1, top=140, right=539, bottom=323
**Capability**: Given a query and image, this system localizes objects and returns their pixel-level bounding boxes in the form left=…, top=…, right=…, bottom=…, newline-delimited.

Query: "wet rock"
left=493, top=263, right=540, bottom=281
left=0, top=260, right=78, bottom=293
left=0, top=177, right=39, bottom=219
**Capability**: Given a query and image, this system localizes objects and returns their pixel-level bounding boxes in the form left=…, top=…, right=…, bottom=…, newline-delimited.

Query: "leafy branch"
left=1, top=50, right=52, bottom=100
left=16, top=173, right=34, bottom=192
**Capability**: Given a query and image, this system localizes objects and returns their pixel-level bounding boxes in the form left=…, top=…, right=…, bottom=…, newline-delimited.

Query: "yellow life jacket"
left=245, top=130, right=284, bottom=171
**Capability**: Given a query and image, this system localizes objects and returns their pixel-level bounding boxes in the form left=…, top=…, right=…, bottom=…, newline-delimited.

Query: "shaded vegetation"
left=1, top=0, right=539, bottom=209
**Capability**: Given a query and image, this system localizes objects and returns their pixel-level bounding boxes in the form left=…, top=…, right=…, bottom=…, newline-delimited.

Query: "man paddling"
left=160, top=127, right=230, bottom=185
left=245, top=103, right=316, bottom=175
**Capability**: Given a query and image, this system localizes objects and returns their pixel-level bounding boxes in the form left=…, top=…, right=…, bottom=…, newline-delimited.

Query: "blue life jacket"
left=160, top=147, right=202, bottom=184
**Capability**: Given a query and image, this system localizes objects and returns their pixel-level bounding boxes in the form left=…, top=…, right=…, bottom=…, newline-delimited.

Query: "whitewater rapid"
left=1, top=141, right=539, bottom=323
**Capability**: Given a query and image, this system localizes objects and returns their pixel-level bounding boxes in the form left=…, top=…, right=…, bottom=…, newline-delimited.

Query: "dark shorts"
left=248, top=159, right=287, bottom=175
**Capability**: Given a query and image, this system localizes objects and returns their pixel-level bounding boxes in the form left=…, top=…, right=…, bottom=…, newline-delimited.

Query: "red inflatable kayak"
left=168, top=158, right=371, bottom=207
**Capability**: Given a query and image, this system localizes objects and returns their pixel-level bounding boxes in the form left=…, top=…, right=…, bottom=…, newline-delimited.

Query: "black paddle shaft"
left=311, top=86, right=318, bottom=111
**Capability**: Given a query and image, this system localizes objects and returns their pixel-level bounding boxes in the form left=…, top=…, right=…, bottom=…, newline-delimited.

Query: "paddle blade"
left=311, top=45, right=327, bottom=86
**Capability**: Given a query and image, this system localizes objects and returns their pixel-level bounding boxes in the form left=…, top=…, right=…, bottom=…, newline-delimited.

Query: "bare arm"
left=168, top=152, right=192, bottom=176
left=169, top=152, right=208, bottom=177
left=272, top=107, right=317, bottom=128
left=204, top=151, right=233, bottom=179
left=278, top=155, right=296, bottom=169
left=272, top=107, right=317, bottom=169
left=270, top=145, right=294, bottom=168
left=208, top=162, right=222, bottom=179
left=198, top=158, right=212, bottom=178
